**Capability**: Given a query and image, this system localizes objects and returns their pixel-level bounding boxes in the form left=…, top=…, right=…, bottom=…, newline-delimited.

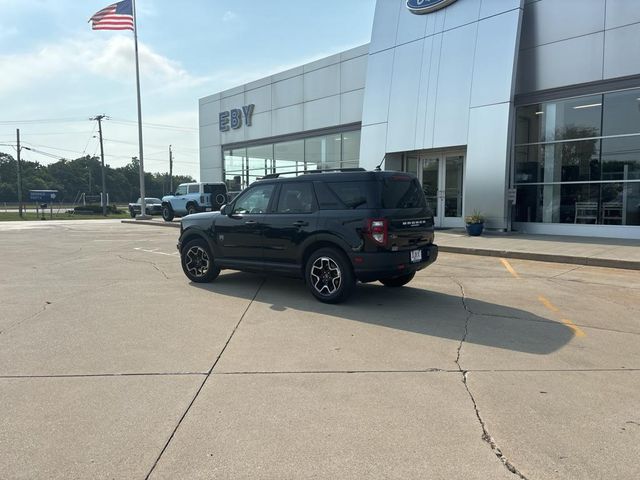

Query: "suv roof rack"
left=259, top=168, right=366, bottom=180
left=303, top=168, right=366, bottom=174
left=259, top=171, right=298, bottom=179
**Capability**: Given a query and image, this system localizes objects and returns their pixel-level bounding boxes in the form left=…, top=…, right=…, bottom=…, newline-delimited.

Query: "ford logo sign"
left=406, top=0, right=458, bottom=14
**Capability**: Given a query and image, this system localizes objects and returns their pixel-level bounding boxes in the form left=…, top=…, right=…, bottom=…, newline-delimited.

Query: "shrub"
left=464, top=210, right=485, bottom=224
left=73, top=204, right=122, bottom=214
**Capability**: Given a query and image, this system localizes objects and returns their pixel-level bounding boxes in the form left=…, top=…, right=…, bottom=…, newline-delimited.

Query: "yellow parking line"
left=538, top=295, right=559, bottom=312
left=561, top=318, right=587, bottom=337
left=538, top=295, right=586, bottom=337
left=500, top=258, right=520, bottom=279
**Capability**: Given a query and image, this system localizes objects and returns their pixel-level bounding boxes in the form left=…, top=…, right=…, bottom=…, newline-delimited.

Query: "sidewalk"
left=436, top=229, right=640, bottom=270
left=121, top=219, right=640, bottom=270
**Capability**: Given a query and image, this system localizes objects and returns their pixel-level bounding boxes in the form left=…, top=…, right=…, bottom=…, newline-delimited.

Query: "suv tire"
left=162, top=205, right=174, bottom=222
left=129, top=208, right=136, bottom=218
left=187, top=203, right=198, bottom=216
left=380, top=272, right=416, bottom=288
left=305, top=247, right=355, bottom=304
left=181, top=238, right=220, bottom=283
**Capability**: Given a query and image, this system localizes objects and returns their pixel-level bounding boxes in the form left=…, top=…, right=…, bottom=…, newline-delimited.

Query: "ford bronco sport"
left=177, top=169, right=438, bottom=303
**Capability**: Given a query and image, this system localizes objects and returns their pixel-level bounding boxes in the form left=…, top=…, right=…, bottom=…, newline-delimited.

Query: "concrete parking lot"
left=0, top=220, right=638, bottom=479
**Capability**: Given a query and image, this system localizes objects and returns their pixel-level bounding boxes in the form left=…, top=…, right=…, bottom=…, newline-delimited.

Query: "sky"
left=0, top=0, right=376, bottom=180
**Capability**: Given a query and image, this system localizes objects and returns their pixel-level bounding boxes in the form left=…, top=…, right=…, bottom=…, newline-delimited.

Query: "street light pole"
left=91, top=115, right=108, bottom=217
left=169, top=145, right=173, bottom=193
left=16, top=129, right=23, bottom=218
left=131, top=0, right=151, bottom=220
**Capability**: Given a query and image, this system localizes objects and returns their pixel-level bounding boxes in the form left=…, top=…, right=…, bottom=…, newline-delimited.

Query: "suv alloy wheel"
left=187, top=204, right=198, bottom=215
left=305, top=247, right=355, bottom=303
left=181, top=238, right=220, bottom=282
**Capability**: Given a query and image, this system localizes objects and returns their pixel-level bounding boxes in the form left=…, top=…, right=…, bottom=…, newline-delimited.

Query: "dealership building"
left=199, top=0, right=640, bottom=239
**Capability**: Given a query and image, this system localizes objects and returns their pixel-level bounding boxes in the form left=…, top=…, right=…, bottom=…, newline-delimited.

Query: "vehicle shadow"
left=191, top=271, right=575, bottom=355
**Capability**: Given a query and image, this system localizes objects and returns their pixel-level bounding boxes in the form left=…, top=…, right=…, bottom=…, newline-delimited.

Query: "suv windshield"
left=381, top=176, right=426, bottom=209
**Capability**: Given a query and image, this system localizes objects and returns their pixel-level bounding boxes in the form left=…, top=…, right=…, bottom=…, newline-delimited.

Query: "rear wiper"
left=347, top=199, right=367, bottom=209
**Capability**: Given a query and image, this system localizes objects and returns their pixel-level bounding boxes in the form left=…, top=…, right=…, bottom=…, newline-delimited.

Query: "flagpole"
left=132, top=0, right=150, bottom=219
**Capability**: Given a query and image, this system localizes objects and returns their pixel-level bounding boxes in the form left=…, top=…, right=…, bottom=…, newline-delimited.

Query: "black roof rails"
left=303, top=168, right=366, bottom=174
left=259, top=171, right=298, bottom=179
left=259, top=168, right=366, bottom=180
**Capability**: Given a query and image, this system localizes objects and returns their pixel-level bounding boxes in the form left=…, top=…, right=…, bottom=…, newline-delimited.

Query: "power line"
left=11, top=131, right=96, bottom=136
left=0, top=117, right=89, bottom=125
left=82, top=123, right=98, bottom=157
left=21, top=142, right=200, bottom=166
left=109, top=118, right=198, bottom=132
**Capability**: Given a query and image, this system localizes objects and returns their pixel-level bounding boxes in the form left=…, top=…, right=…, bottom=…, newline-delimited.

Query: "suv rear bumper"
left=351, top=244, right=438, bottom=282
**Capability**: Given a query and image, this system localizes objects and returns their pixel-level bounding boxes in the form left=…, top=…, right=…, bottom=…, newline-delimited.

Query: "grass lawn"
left=0, top=211, right=131, bottom=221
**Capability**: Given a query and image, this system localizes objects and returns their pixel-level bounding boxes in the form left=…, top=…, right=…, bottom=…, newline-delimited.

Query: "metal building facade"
left=199, top=0, right=640, bottom=239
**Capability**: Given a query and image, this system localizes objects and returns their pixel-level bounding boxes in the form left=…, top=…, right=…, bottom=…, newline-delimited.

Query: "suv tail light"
left=200, top=195, right=205, bottom=204
left=367, top=218, right=388, bottom=246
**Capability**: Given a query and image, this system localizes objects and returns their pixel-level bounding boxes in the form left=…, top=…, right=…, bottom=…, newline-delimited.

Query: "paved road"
left=0, top=221, right=638, bottom=479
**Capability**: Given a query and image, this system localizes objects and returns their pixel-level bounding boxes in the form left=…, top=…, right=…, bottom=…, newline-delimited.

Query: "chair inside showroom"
left=574, top=201, right=598, bottom=224
left=601, top=201, right=623, bottom=225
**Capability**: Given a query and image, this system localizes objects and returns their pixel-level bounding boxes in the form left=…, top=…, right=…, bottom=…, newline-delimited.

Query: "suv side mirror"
left=220, top=204, right=232, bottom=216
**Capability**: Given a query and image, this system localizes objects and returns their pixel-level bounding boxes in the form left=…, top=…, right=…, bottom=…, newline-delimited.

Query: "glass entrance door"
left=416, top=153, right=465, bottom=228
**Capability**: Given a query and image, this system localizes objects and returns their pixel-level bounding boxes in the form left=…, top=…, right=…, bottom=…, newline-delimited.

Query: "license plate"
left=205, top=207, right=212, bottom=211
left=410, top=249, right=422, bottom=263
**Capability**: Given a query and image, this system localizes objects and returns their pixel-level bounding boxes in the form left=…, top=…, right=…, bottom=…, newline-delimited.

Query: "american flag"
left=89, top=0, right=134, bottom=31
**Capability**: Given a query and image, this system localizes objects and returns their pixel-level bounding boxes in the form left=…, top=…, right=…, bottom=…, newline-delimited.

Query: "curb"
left=438, top=245, right=640, bottom=271
left=121, top=219, right=179, bottom=228
left=120, top=220, right=639, bottom=271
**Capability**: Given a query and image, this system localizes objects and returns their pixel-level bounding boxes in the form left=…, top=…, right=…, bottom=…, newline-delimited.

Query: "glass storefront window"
left=222, top=130, right=360, bottom=190
left=246, top=144, right=274, bottom=186
left=603, top=90, right=640, bottom=136
left=274, top=139, right=304, bottom=175
left=515, top=105, right=544, bottom=145
left=305, top=134, right=341, bottom=171
left=342, top=131, right=361, bottom=168
left=515, top=140, right=601, bottom=184
left=224, top=148, right=246, bottom=191
left=601, top=136, right=640, bottom=181
left=515, top=95, right=602, bottom=144
left=514, top=88, right=640, bottom=227
left=515, top=182, right=640, bottom=226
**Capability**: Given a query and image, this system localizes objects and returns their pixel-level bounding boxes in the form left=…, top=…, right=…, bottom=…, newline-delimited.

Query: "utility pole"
left=16, top=129, right=23, bottom=218
left=91, top=115, right=108, bottom=216
left=169, top=145, right=173, bottom=192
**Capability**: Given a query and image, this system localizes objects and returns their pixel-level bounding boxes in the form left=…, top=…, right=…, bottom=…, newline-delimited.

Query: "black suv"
left=177, top=169, right=438, bottom=303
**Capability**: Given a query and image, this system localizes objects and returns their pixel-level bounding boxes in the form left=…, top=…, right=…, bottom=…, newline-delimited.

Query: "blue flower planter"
left=465, top=223, right=484, bottom=236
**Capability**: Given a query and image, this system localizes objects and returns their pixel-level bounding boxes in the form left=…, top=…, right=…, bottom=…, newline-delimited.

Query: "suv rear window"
left=381, top=176, right=426, bottom=209
left=314, top=181, right=373, bottom=210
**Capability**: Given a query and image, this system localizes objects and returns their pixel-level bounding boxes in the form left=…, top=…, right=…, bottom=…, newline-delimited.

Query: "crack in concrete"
left=548, top=276, right=640, bottom=292
left=117, top=254, right=170, bottom=280
left=3, top=368, right=638, bottom=379
left=548, top=265, right=585, bottom=279
left=0, top=280, right=121, bottom=336
left=0, top=372, right=207, bottom=379
left=451, top=277, right=530, bottom=480
left=144, top=277, right=266, bottom=480
left=0, top=302, right=50, bottom=335
left=547, top=277, right=640, bottom=317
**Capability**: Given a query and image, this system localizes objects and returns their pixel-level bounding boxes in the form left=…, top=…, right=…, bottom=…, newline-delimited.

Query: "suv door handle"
left=292, top=221, right=308, bottom=227
left=245, top=220, right=257, bottom=225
